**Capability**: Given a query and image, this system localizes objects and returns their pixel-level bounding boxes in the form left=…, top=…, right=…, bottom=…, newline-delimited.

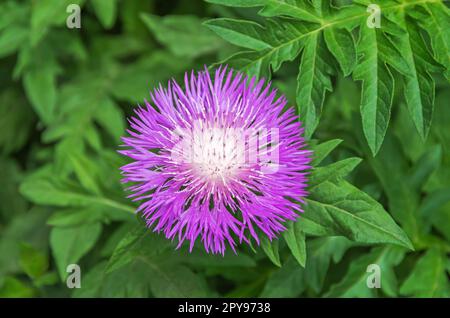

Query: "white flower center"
left=171, top=122, right=247, bottom=183
left=191, top=126, right=242, bottom=181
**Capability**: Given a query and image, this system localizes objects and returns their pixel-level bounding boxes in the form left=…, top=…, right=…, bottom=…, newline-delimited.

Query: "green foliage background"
left=0, top=0, right=449, bottom=298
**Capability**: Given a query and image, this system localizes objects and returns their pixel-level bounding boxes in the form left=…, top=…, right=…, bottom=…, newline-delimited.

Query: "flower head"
left=120, top=66, right=311, bottom=254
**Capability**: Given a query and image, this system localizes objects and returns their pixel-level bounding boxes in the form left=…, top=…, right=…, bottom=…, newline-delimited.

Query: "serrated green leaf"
left=204, top=18, right=272, bottom=51
left=324, top=27, right=356, bottom=76
left=297, top=32, right=334, bottom=138
left=206, top=0, right=322, bottom=23
left=353, top=24, right=396, bottom=155
left=410, top=2, right=450, bottom=80
left=387, top=12, right=438, bottom=139
left=209, top=0, right=443, bottom=154
left=214, top=18, right=311, bottom=78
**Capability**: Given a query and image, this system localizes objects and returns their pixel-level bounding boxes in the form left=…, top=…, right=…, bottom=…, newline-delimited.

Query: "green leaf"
left=71, top=262, right=107, bottom=297
left=365, top=134, right=424, bottom=243
left=91, top=0, right=118, bottom=29
left=305, top=179, right=413, bottom=249
left=144, top=263, right=209, bottom=298
left=23, top=63, right=58, bottom=125
left=326, top=246, right=405, bottom=297
left=260, top=237, right=281, bottom=267
left=50, top=222, right=102, bottom=280
left=72, top=261, right=154, bottom=298
left=0, top=207, right=50, bottom=276
left=283, top=221, right=306, bottom=267
left=410, top=2, right=450, bottom=80
left=400, top=248, right=450, bottom=297
left=105, top=225, right=208, bottom=297
left=111, top=52, right=190, bottom=103
left=20, top=170, right=135, bottom=214
left=69, top=152, right=101, bottom=195
left=353, top=24, right=395, bottom=155
left=106, top=224, right=148, bottom=273
left=209, top=0, right=443, bottom=153
left=324, top=27, right=356, bottom=76
left=93, top=97, right=124, bottom=142
left=30, top=0, right=84, bottom=45
left=181, top=249, right=257, bottom=268
left=215, top=18, right=313, bottom=78
left=0, top=277, right=34, bottom=298
left=203, top=19, right=272, bottom=51
left=310, top=139, right=342, bottom=165
left=47, top=207, right=130, bottom=227
left=0, top=26, right=27, bottom=58
left=0, top=158, right=28, bottom=221
left=0, top=90, right=34, bottom=155
left=400, top=249, right=450, bottom=297
left=0, top=1, right=28, bottom=31
left=260, top=256, right=305, bottom=297
left=19, top=244, right=48, bottom=280
left=206, top=0, right=322, bottom=23
left=304, top=237, right=352, bottom=293
left=388, top=12, right=438, bottom=139
left=141, top=14, right=224, bottom=59
left=297, top=32, right=334, bottom=138
left=309, top=157, right=362, bottom=187
left=106, top=224, right=173, bottom=274
left=33, top=272, right=59, bottom=288
left=408, top=145, right=442, bottom=190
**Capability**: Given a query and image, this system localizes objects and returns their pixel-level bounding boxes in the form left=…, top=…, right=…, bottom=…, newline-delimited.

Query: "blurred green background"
left=0, top=0, right=449, bottom=298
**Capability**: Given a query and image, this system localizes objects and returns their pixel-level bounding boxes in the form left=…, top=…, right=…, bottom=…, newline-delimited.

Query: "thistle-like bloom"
left=120, top=67, right=311, bottom=254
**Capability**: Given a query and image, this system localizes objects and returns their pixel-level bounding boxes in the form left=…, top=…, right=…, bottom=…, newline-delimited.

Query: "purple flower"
left=119, top=66, right=311, bottom=255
